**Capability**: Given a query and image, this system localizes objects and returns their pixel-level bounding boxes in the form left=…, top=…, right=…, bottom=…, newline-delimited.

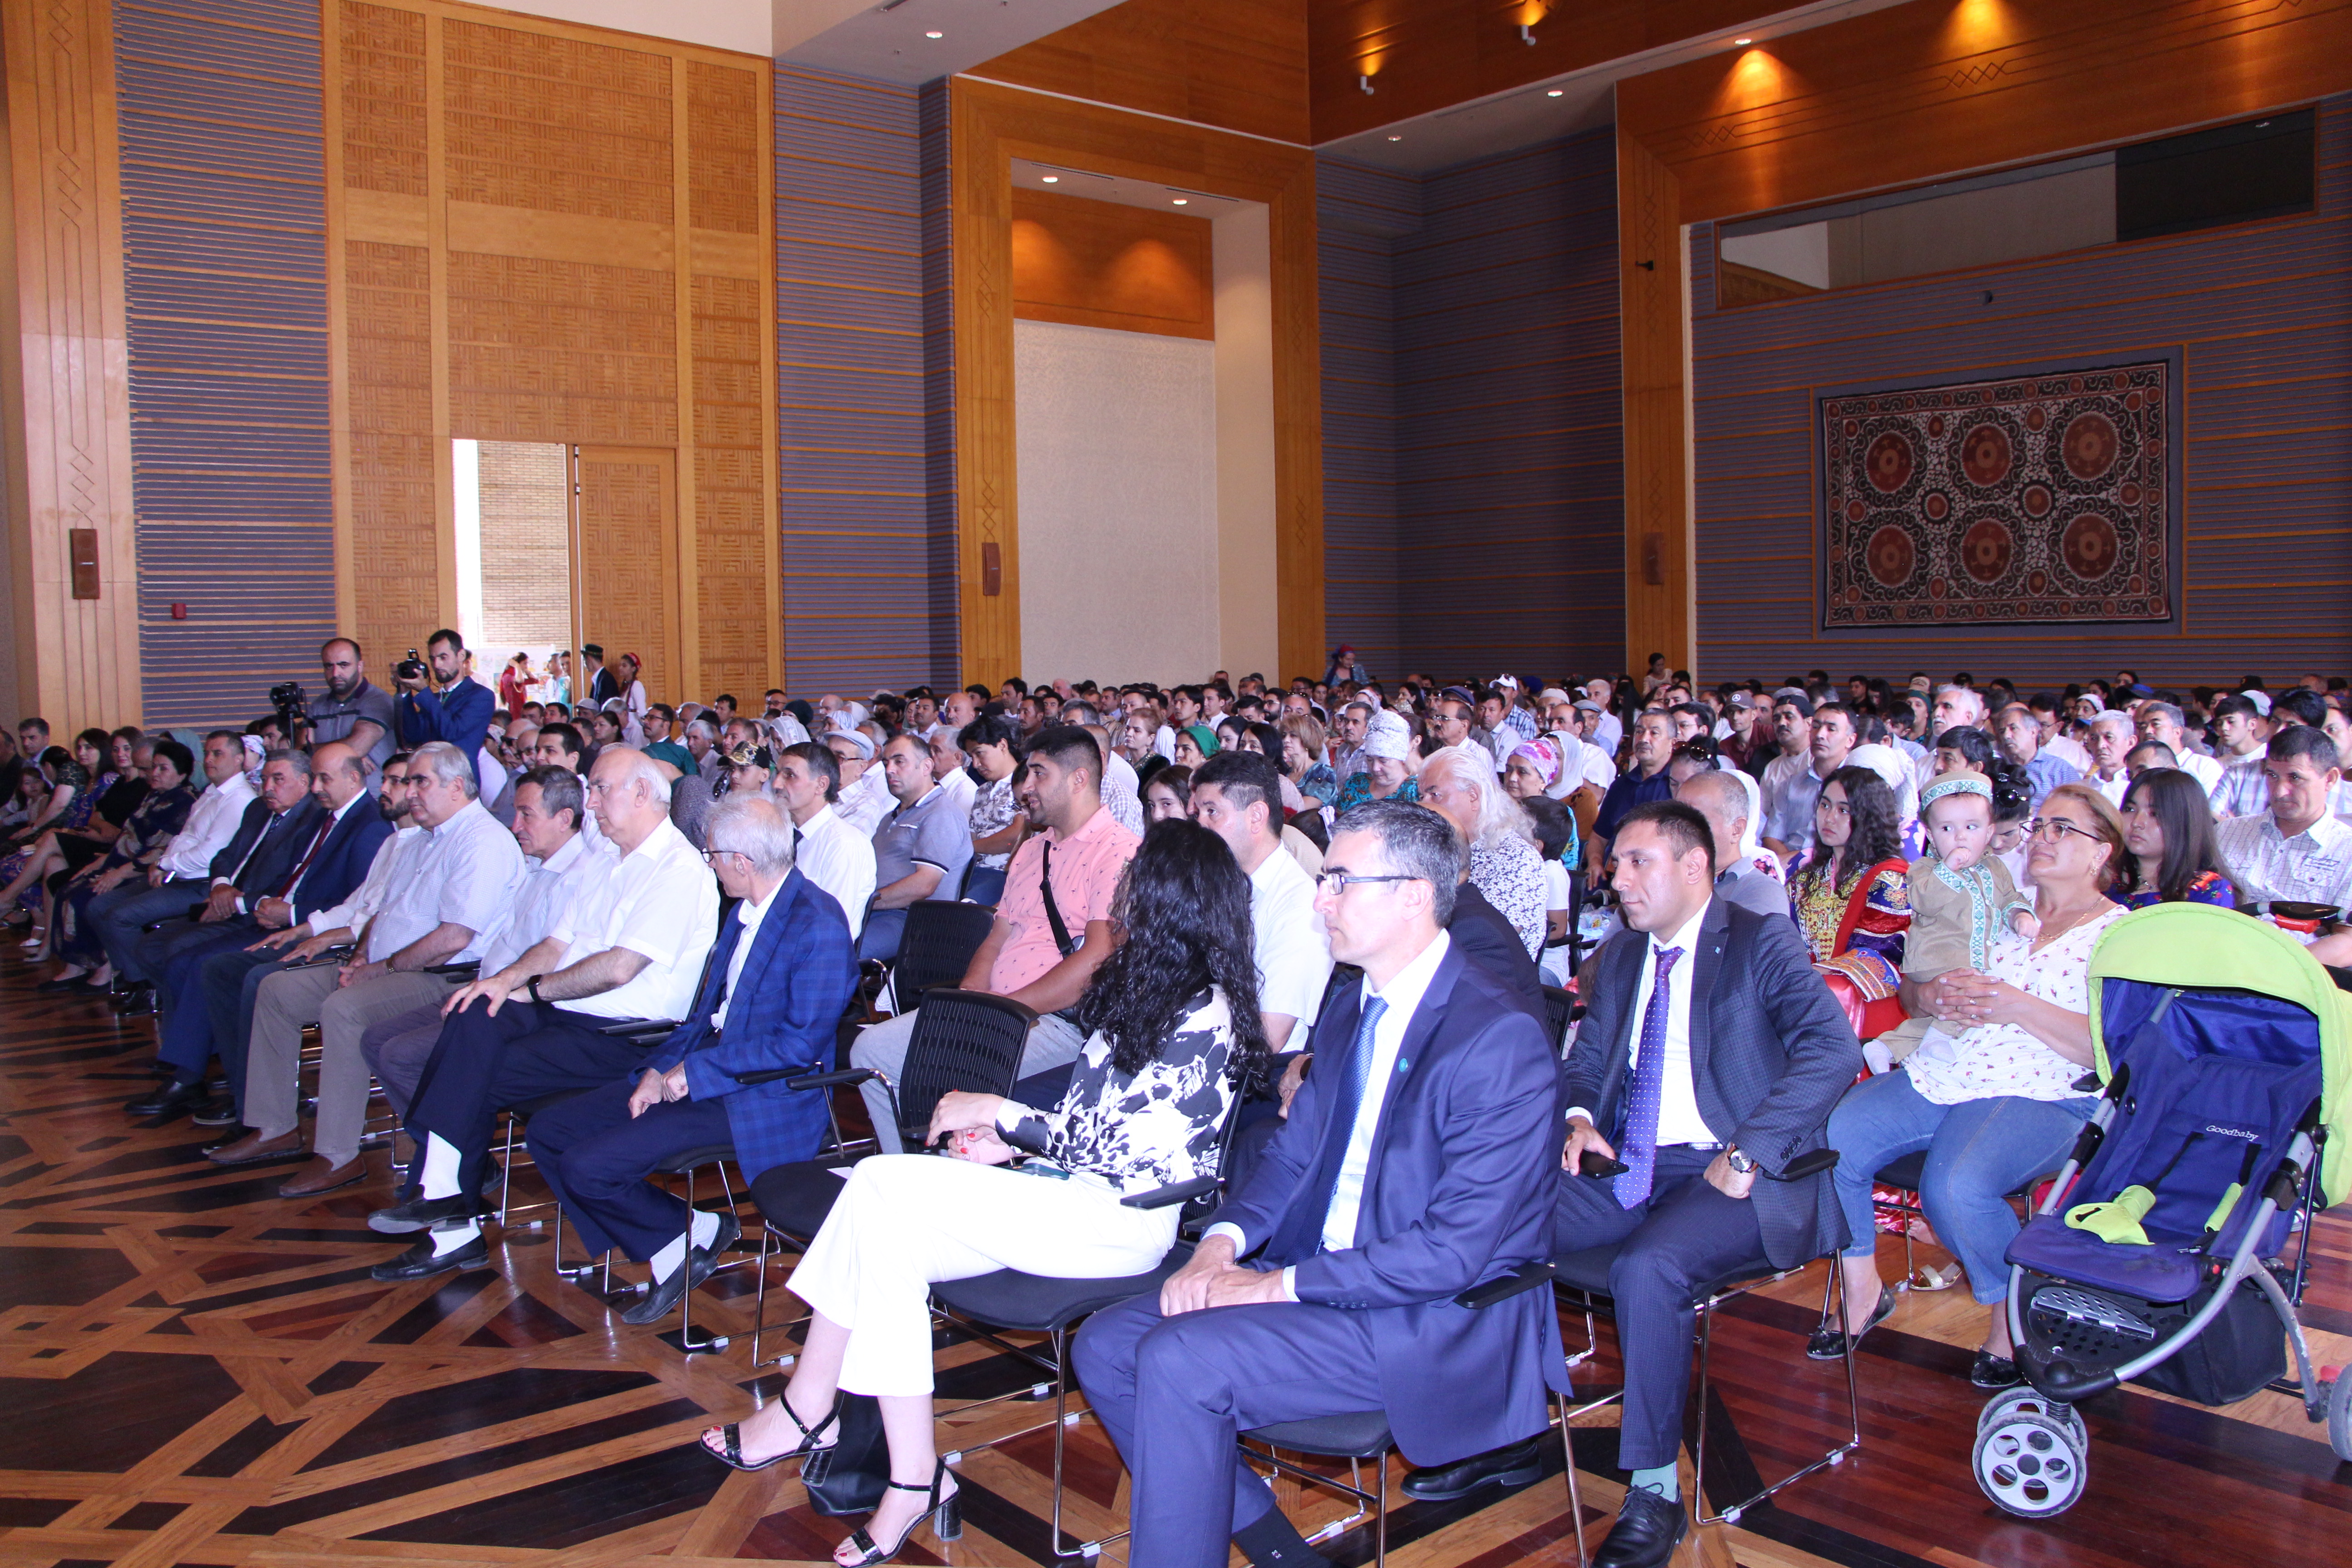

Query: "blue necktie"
left=1614, top=946, right=1683, bottom=1209
left=1274, top=994, right=1385, bottom=1260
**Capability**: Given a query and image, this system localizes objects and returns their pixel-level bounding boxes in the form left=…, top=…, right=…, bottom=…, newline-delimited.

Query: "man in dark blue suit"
left=130, top=742, right=395, bottom=1120
left=1076, top=799, right=1565, bottom=1568
left=522, top=794, right=858, bottom=1323
left=393, top=628, right=494, bottom=786
left=1410, top=800, right=1857, bottom=1568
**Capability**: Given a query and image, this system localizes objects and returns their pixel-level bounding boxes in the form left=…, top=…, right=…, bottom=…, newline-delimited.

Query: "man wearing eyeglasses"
left=367, top=747, right=719, bottom=1280
left=519, top=794, right=857, bottom=1326
left=1075, top=798, right=1566, bottom=1568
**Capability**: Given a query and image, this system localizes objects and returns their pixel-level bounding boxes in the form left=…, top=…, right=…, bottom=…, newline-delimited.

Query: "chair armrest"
left=282, top=944, right=356, bottom=970
left=1119, top=1174, right=1222, bottom=1210
left=733, top=1065, right=876, bottom=1090
left=423, top=961, right=479, bottom=979
left=1769, top=1148, right=1840, bottom=1181
left=1455, top=1260, right=1555, bottom=1308
left=595, top=1016, right=678, bottom=1038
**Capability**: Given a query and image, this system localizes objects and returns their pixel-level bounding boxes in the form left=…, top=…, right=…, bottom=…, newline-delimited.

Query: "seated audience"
left=849, top=727, right=1139, bottom=1153
left=1594, top=709, right=1677, bottom=867
left=1188, top=750, right=1333, bottom=1053
left=700, top=819, right=1261, bottom=1568
left=211, top=743, right=525, bottom=1196
left=1674, top=768, right=1785, bottom=920
left=2115, top=767, right=2239, bottom=909
left=860, top=734, right=975, bottom=961
left=2214, top=726, right=2352, bottom=930
left=41, top=741, right=196, bottom=990
left=366, top=749, right=719, bottom=1279
left=1764, top=703, right=1859, bottom=862
left=78, top=732, right=256, bottom=996
left=959, top=714, right=1024, bottom=905
left=1819, top=784, right=2130, bottom=1388
left=826, top=725, right=891, bottom=836
left=532, top=794, right=857, bottom=1325
left=2133, top=700, right=2221, bottom=795
left=774, top=742, right=878, bottom=941
left=2082, top=711, right=2136, bottom=805
left=1143, top=765, right=1192, bottom=822
left=358, top=767, right=602, bottom=1136
left=1276, top=711, right=1337, bottom=813
left=1333, top=711, right=1418, bottom=812
left=1418, top=747, right=1546, bottom=957
left=2206, top=692, right=2272, bottom=817
left=1790, top=765, right=1911, bottom=1041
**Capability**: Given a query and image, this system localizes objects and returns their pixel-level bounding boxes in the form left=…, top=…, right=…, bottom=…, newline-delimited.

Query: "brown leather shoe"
left=206, top=1129, right=304, bottom=1166
left=279, top=1157, right=365, bottom=1198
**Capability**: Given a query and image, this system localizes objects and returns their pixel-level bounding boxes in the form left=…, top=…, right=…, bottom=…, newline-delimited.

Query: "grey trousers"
left=358, top=1000, right=454, bottom=1117
left=246, top=966, right=461, bottom=1166
left=849, top=1006, right=1087, bottom=1154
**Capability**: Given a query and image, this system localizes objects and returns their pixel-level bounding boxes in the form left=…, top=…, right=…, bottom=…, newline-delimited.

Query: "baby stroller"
left=1973, top=903, right=2352, bottom=1516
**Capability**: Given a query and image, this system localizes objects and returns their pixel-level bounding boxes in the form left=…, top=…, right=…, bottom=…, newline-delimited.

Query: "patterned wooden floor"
left=2, top=943, right=2347, bottom=1568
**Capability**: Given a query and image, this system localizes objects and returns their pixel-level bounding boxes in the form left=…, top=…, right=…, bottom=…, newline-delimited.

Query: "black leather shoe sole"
left=370, top=1232, right=490, bottom=1282
left=124, top=1085, right=203, bottom=1119
left=369, top=1194, right=483, bottom=1235
left=1401, top=1438, right=1543, bottom=1500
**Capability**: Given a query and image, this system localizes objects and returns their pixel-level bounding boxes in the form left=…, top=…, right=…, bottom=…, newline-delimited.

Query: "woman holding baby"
left=1809, top=781, right=2132, bottom=1391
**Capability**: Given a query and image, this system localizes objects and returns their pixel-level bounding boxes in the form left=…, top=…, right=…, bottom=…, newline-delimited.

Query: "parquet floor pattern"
left=1, top=946, right=2347, bottom=1568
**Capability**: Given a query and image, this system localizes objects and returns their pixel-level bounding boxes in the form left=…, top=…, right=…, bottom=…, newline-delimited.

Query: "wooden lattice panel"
left=344, top=240, right=438, bottom=660
left=339, top=1, right=425, bottom=195
left=692, top=272, right=769, bottom=694
left=446, top=253, right=676, bottom=446
left=687, top=61, right=761, bottom=235
left=442, top=20, right=672, bottom=223
left=575, top=446, right=676, bottom=700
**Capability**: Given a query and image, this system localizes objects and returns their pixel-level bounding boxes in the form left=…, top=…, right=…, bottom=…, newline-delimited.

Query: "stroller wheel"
left=2328, top=1365, right=2352, bottom=1464
left=1975, top=1386, right=2087, bottom=1448
left=1974, top=1408, right=2089, bottom=1518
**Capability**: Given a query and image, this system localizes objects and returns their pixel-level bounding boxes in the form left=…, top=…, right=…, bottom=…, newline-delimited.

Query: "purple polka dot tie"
left=1614, top=946, right=1683, bottom=1209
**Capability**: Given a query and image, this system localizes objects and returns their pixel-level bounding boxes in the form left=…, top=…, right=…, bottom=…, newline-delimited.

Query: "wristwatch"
left=527, top=975, right=544, bottom=1004
left=1725, top=1147, right=1759, bottom=1176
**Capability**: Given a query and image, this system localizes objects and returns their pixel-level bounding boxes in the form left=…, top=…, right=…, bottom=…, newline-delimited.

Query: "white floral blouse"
left=1903, top=904, right=2123, bottom=1106
left=994, top=989, right=1238, bottom=1196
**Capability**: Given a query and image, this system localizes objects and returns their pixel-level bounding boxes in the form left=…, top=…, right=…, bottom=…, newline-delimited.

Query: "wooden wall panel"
left=974, top=0, right=1311, bottom=147
left=1010, top=189, right=1212, bottom=340
left=950, top=78, right=1322, bottom=688
left=573, top=445, right=676, bottom=700
left=1613, top=0, right=2352, bottom=675
left=1315, top=157, right=1411, bottom=680
left=326, top=0, right=776, bottom=703
left=2, top=0, right=140, bottom=729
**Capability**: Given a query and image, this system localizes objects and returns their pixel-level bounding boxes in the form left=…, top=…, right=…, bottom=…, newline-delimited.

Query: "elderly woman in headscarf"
left=1170, top=724, right=1219, bottom=769
left=1333, top=710, right=1417, bottom=811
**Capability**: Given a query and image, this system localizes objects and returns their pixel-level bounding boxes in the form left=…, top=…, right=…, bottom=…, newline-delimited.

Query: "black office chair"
left=495, top=1016, right=680, bottom=1227
left=882, top=900, right=999, bottom=1013
left=1551, top=1148, right=1858, bottom=1529
left=737, top=989, right=1037, bottom=1367
left=1240, top=1262, right=1563, bottom=1568
left=1540, top=983, right=1577, bottom=1054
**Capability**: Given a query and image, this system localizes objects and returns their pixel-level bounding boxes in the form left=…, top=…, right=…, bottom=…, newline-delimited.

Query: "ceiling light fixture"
left=1387, top=134, right=1401, bottom=142
left=1546, top=88, right=1563, bottom=97
left=1171, top=197, right=1188, bottom=205
left=924, top=29, right=944, bottom=39
left=1734, top=36, right=1752, bottom=44
left=1040, top=175, right=1058, bottom=183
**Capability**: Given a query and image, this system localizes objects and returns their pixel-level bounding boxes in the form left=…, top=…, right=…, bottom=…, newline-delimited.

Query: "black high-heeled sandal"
left=699, top=1389, right=843, bottom=1473
left=837, top=1458, right=960, bottom=1568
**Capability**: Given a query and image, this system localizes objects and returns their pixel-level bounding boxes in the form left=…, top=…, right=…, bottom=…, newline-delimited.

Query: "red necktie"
left=272, top=816, right=336, bottom=900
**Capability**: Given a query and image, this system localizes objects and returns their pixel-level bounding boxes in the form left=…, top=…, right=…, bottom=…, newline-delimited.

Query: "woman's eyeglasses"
left=2026, top=817, right=2104, bottom=844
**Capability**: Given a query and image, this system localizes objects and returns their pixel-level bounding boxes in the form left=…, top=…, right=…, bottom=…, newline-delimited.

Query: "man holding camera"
left=308, top=637, right=397, bottom=775
left=395, top=629, right=494, bottom=787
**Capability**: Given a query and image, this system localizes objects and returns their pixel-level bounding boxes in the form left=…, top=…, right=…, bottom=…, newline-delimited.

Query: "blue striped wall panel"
left=776, top=65, right=956, bottom=696
left=114, top=0, right=333, bottom=726
left=1691, top=93, right=2352, bottom=688
left=1317, top=158, right=1413, bottom=680
left=1391, top=131, right=1622, bottom=681
left=917, top=79, right=959, bottom=683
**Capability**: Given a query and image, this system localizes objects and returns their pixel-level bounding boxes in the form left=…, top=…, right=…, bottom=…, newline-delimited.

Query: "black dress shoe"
left=620, top=1213, right=743, bottom=1326
left=190, top=1096, right=241, bottom=1127
left=1401, top=1436, right=1543, bottom=1500
left=111, top=983, right=157, bottom=1017
left=1592, top=1485, right=1688, bottom=1568
left=125, top=1079, right=205, bottom=1119
left=368, top=1193, right=483, bottom=1235
left=370, top=1229, right=491, bottom=1282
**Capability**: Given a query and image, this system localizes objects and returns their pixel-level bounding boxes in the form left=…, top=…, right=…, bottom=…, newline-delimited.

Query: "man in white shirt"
left=2205, top=693, right=2273, bottom=818
left=357, top=764, right=606, bottom=1150
left=79, top=730, right=255, bottom=993
left=1917, top=684, right=1990, bottom=790
left=776, top=741, right=877, bottom=941
left=2133, top=700, right=2222, bottom=796
left=1328, top=699, right=1374, bottom=783
left=827, top=724, right=891, bottom=836
left=2216, top=729, right=2352, bottom=939
left=1073, top=799, right=1561, bottom=1568
left=1756, top=694, right=1812, bottom=805
left=2084, top=711, right=2137, bottom=807
left=210, top=743, right=528, bottom=1196
left=1764, top=701, right=1856, bottom=862
left=1584, top=678, right=1623, bottom=757
left=1561, top=702, right=1618, bottom=792
left=1189, top=751, right=1333, bottom=1053
left=926, top=726, right=979, bottom=822
left=367, top=748, right=718, bottom=1279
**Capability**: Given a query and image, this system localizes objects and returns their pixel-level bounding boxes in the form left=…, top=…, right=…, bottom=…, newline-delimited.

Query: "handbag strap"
left=1038, top=839, right=1078, bottom=958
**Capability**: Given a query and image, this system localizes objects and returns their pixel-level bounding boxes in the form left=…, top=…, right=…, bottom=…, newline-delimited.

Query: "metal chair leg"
left=747, top=1223, right=796, bottom=1370
left=1694, top=1262, right=1859, bottom=1527
left=672, top=1165, right=731, bottom=1355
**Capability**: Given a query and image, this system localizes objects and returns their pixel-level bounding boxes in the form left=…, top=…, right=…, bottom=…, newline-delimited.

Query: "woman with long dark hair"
left=697, top=818, right=1266, bottom=1565
left=1792, top=764, right=1913, bottom=1039
left=2116, top=767, right=2235, bottom=909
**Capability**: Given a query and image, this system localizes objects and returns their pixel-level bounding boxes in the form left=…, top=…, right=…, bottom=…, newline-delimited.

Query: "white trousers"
left=789, top=1154, right=1177, bottom=1397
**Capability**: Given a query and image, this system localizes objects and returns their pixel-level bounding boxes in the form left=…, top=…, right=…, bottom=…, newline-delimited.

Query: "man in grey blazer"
left=1406, top=799, right=1859, bottom=1568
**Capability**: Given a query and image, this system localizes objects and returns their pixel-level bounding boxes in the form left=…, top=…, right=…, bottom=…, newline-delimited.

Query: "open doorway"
left=451, top=439, right=678, bottom=709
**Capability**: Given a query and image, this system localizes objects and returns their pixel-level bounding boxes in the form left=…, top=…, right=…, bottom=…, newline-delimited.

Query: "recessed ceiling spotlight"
left=1546, top=88, right=1563, bottom=97
left=1387, top=134, right=1402, bottom=142
left=1171, top=198, right=1188, bottom=205
left=1040, top=175, right=1058, bottom=183
left=924, top=29, right=944, bottom=39
left=1734, top=36, right=1752, bottom=44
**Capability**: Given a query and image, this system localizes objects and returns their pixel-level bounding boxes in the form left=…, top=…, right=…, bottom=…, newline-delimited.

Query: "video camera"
left=268, top=680, right=309, bottom=739
left=394, top=647, right=427, bottom=682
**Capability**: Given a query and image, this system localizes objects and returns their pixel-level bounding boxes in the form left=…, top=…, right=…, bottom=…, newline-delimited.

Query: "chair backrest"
left=895, top=900, right=1000, bottom=1004
left=1541, top=984, right=1577, bottom=1054
left=896, top=988, right=1036, bottom=1148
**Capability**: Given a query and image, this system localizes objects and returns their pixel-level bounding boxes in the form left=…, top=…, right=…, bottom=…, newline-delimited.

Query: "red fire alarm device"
left=170, top=603, right=188, bottom=620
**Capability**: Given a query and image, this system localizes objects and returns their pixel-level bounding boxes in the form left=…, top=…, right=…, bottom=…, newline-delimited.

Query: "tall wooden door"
left=571, top=446, right=679, bottom=704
